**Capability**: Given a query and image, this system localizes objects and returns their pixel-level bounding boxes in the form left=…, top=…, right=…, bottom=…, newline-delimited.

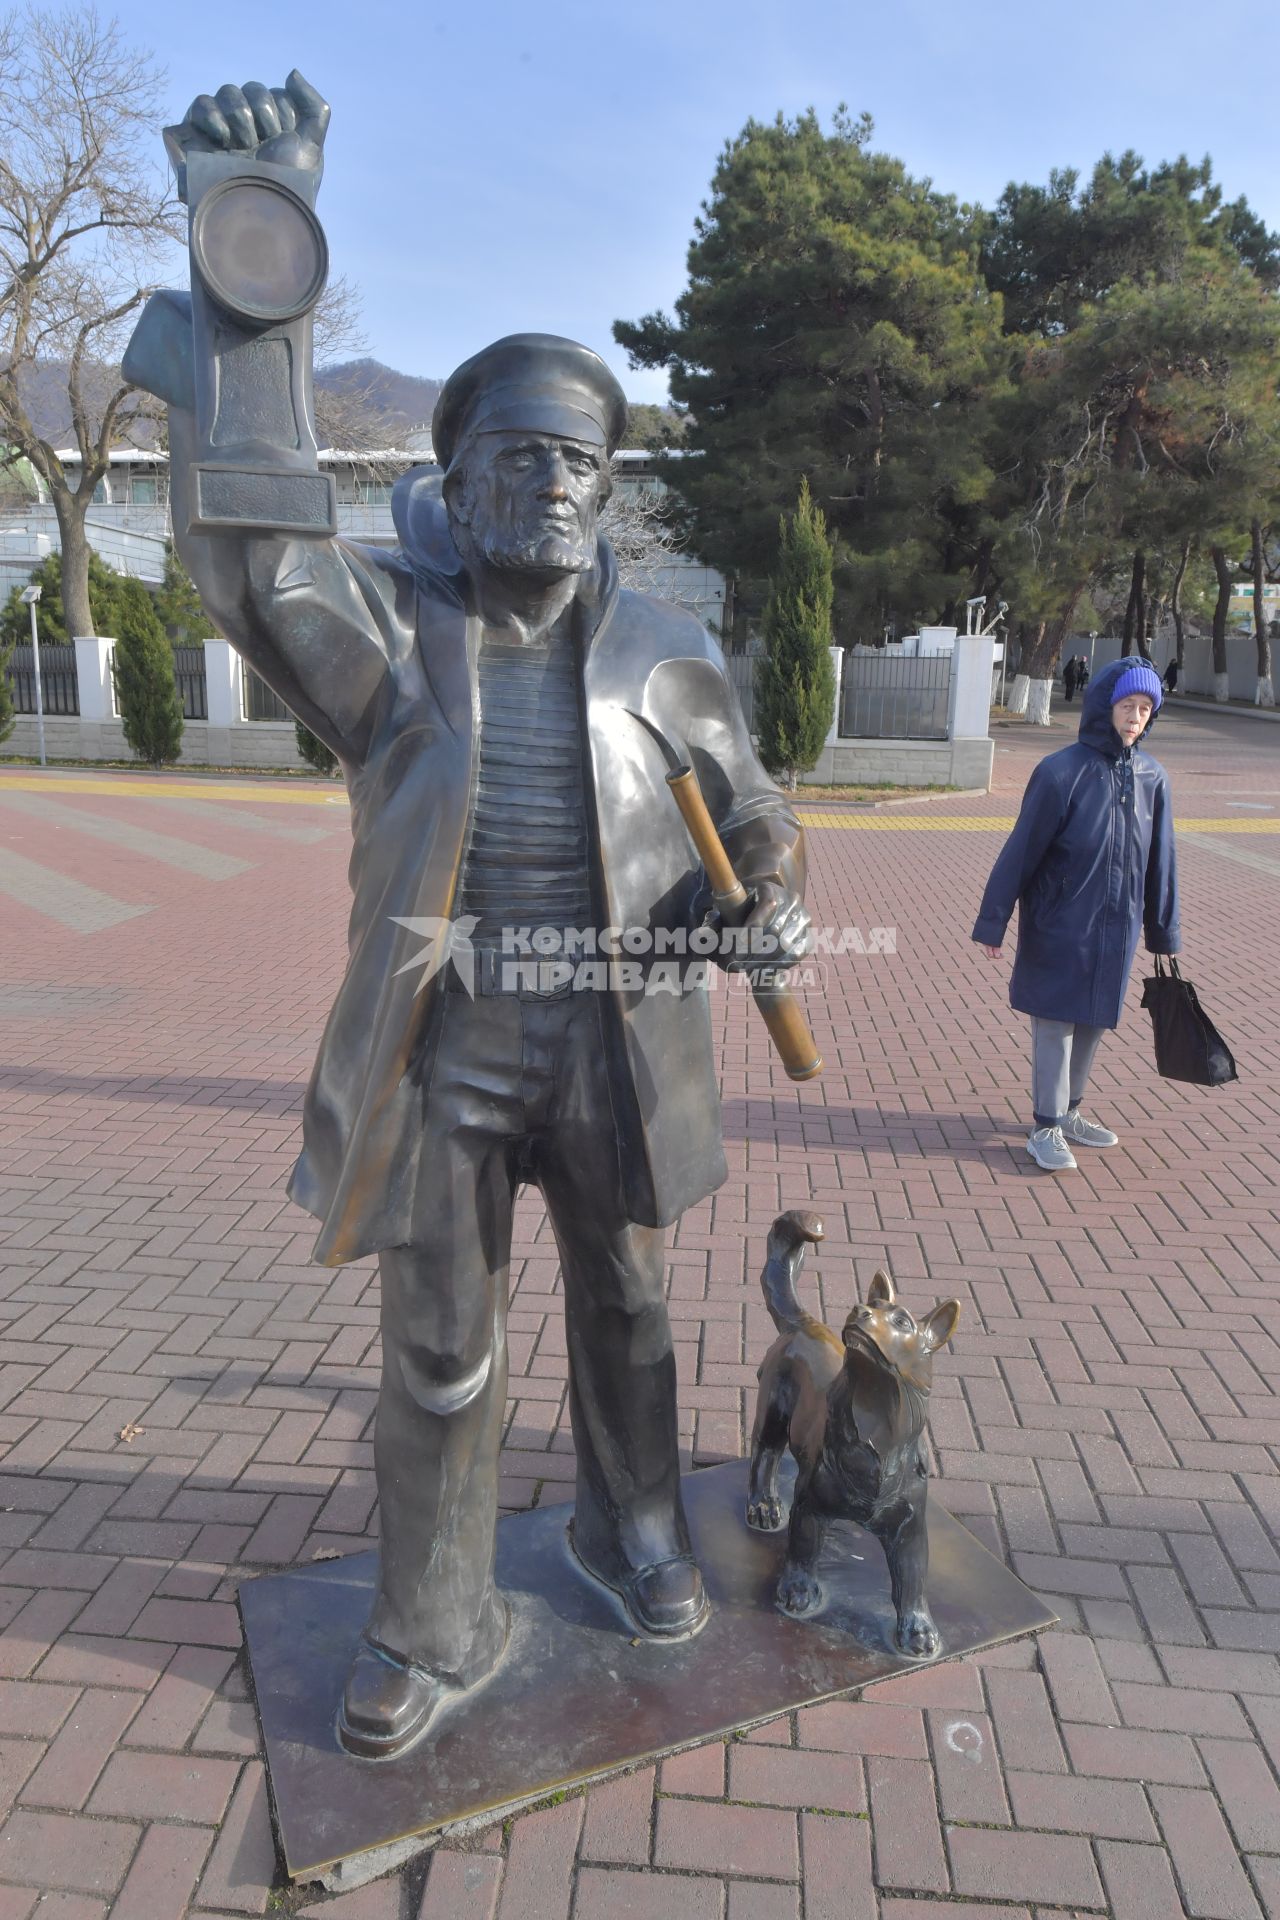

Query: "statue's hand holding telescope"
left=633, top=724, right=821, bottom=1083
left=706, top=880, right=812, bottom=976
left=164, top=71, right=330, bottom=196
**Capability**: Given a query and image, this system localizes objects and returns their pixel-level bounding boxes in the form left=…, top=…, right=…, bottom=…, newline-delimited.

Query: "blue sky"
left=123, top=0, right=1280, bottom=404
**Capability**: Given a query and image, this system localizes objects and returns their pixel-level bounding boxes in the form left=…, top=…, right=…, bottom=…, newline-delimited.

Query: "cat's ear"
left=867, top=1269, right=895, bottom=1308
left=920, top=1299, right=961, bottom=1350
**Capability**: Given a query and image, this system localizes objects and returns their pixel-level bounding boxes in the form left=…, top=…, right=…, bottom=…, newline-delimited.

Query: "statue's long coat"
left=165, top=450, right=805, bottom=1265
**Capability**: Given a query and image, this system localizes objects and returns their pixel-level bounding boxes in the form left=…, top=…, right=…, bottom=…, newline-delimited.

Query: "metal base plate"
left=240, top=1459, right=1055, bottom=1889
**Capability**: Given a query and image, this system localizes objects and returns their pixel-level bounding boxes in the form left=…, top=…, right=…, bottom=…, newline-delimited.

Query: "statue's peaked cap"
left=432, top=333, right=628, bottom=470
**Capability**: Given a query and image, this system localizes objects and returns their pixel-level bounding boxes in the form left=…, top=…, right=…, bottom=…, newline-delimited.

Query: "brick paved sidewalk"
left=0, top=700, right=1276, bottom=1919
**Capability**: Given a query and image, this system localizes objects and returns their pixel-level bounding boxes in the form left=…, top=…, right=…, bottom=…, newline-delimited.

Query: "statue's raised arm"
left=163, top=70, right=331, bottom=184
left=124, top=72, right=394, bottom=767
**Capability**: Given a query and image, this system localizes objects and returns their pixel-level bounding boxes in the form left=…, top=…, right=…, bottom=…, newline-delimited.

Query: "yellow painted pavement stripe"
left=0, top=773, right=347, bottom=807
left=796, top=813, right=1280, bottom=833
left=0, top=778, right=1273, bottom=835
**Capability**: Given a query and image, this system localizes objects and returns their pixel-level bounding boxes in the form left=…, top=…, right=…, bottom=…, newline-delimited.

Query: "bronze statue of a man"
left=125, top=72, right=810, bottom=1760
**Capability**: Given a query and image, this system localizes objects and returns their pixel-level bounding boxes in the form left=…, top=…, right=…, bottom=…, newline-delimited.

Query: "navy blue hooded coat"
left=972, top=658, right=1180, bottom=1028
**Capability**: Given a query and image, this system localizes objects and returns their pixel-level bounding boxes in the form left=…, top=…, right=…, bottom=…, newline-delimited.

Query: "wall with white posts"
left=4, top=634, right=312, bottom=769
left=801, top=626, right=995, bottom=790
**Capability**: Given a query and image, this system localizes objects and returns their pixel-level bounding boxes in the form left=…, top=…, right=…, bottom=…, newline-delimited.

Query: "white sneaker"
left=1062, top=1109, right=1118, bottom=1149
left=1027, top=1125, right=1077, bottom=1171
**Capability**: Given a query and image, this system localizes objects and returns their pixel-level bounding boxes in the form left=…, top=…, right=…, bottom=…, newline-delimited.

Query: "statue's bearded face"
left=446, top=430, right=608, bottom=578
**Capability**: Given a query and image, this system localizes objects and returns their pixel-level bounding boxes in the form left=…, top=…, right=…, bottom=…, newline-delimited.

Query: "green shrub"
left=0, top=639, right=13, bottom=746
left=113, top=578, right=183, bottom=767
left=754, top=479, right=837, bottom=788
left=0, top=551, right=130, bottom=648
left=294, top=720, right=339, bottom=775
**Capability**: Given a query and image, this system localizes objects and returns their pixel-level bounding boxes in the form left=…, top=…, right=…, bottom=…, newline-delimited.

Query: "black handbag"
left=1140, top=956, right=1238, bottom=1087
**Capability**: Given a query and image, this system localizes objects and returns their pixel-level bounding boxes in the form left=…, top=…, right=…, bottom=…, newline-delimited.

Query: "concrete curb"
left=1163, top=694, right=1280, bottom=722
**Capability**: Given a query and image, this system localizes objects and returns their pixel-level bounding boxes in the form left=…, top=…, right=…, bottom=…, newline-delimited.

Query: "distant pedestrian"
left=972, top=659, right=1180, bottom=1172
left=1075, top=654, right=1090, bottom=690
left=1063, top=658, right=1078, bottom=703
left=1164, top=658, right=1179, bottom=693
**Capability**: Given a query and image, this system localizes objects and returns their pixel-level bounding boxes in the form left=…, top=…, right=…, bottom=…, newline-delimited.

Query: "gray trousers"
left=1030, top=1017, right=1106, bottom=1127
left=367, top=984, right=690, bottom=1685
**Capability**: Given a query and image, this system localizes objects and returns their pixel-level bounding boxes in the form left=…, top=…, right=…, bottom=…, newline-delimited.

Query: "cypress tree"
left=112, top=578, right=184, bottom=767
left=754, top=480, right=836, bottom=788
left=153, top=544, right=215, bottom=642
left=294, top=720, right=339, bottom=775
left=0, top=636, right=13, bottom=746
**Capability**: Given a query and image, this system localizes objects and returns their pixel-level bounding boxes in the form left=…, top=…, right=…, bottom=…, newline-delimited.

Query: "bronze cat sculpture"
left=746, top=1210, right=961, bottom=1657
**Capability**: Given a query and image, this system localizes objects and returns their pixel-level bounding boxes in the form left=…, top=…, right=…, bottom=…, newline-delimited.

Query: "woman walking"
left=972, top=659, right=1180, bottom=1170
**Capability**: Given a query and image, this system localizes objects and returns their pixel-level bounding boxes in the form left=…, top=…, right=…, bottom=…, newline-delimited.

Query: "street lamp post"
left=19, top=584, right=45, bottom=768
left=966, top=596, right=1010, bottom=705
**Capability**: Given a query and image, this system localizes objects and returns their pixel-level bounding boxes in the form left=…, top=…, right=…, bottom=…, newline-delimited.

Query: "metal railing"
left=839, top=651, right=951, bottom=739
left=724, top=650, right=759, bottom=730
left=243, top=665, right=291, bottom=722
left=171, top=645, right=208, bottom=720
left=4, top=642, right=79, bottom=715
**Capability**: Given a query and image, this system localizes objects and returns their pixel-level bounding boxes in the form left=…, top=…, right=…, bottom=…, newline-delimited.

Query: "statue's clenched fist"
left=164, top=70, right=330, bottom=187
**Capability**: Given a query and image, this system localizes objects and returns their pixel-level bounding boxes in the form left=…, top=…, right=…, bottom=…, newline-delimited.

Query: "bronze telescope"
left=631, top=710, right=822, bottom=1084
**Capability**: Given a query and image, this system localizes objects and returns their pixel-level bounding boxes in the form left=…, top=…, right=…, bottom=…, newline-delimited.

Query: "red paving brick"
left=947, top=1826, right=1106, bottom=1907
left=1148, top=1783, right=1264, bottom=1919
left=579, top=1766, right=656, bottom=1866
left=654, top=1800, right=797, bottom=1880
left=18, top=1686, right=143, bottom=1809
left=867, top=1755, right=948, bottom=1893
left=799, top=1809, right=875, bottom=1920
left=726, top=1881, right=799, bottom=1920
left=0, top=1808, right=140, bottom=1896
left=0, top=707, right=1278, bottom=1915
left=572, top=1865, right=722, bottom=1919
left=111, top=1824, right=212, bottom=1920
left=726, top=1740, right=864, bottom=1812
left=497, top=1797, right=583, bottom=1920
left=417, top=1850, right=504, bottom=1920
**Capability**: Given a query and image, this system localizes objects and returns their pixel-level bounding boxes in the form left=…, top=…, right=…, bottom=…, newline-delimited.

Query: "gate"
left=724, top=651, right=758, bottom=730
left=243, top=666, right=291, bottom=722
left=171, top=645, right=208, bottom=720
left=839, top=652, right=951, bottom=739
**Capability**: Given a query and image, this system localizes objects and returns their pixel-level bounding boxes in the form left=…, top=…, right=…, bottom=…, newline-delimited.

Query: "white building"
left=4, top=446, right=728, bottom=633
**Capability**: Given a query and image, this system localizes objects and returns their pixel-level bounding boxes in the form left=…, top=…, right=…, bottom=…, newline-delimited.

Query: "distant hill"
left=13, top=361, right=119, bottom=447
left=314, top=358, right=445, bottom=442
left=12, top=353, right=680, bottom=454
left=313, top=360, right=687, bottom=450
left=10, top=359, right=161, bottom=450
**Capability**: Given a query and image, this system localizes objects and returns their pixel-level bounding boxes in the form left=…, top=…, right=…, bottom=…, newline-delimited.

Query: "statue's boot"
left=338, top=1639, right=449, bottom=1760
left=560, top=1267, right=712, bottom=1642
left=342, top=1243, right=511, bottom=1760
left=570, top=1534, right=709, bottom=1639
left=338, top=1592, right=510, bottom=1760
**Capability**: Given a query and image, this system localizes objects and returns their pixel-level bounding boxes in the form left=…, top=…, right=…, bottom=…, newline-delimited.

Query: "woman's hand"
left=981, top=944, right=1002, bottom=959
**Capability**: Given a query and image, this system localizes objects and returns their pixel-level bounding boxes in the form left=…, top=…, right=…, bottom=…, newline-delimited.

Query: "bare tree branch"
left=0, top=4, right=181, bottom=635
left=601, top=477, right=690, bottom=602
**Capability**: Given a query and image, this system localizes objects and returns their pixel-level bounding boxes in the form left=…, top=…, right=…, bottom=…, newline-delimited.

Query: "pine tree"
left=754, top=480, right=836, bottom=788
left=112, top=578, right=183, bottom=767
left=0, top=550, right=130, bottom=650
left=615, top=110, right=1006, bottom=640
left=982, top=154, right=1280, bottom=717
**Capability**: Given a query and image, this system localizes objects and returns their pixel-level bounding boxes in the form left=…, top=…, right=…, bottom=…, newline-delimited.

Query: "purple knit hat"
left=1110, top=662, right=1163, bottom=710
